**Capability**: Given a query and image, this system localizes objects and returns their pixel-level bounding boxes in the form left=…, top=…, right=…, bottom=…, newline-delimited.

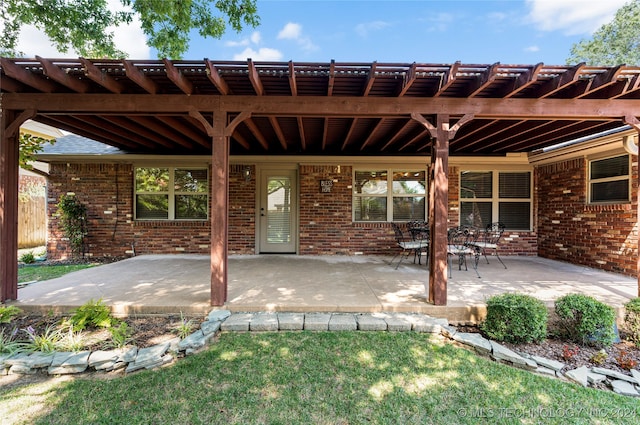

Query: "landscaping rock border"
left=2, top=310, right=639, bottom=398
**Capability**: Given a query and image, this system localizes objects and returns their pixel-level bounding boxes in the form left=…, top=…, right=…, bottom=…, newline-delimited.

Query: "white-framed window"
left=353, top=169, right=426, bottom=222
left=460, top=170, right=531, bottom=230
left=134, top=167, right=209, bottom=220
left=588, top=154, right=630, bottom=203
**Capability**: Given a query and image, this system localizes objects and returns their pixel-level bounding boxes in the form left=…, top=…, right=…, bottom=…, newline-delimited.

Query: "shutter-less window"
left=589, top=155, right=630, bottom=203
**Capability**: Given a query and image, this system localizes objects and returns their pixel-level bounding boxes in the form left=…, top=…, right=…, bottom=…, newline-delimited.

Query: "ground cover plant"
left=2, top=332, right=639, bottom=425
left=18, top=264, right=95, bottom=284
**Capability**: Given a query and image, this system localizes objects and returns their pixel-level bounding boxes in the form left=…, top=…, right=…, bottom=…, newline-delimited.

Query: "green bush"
left=19, top=251, right=36, bottom=264
left=624, top=297, right=640, bottom=347
left=555, top=294, right=616, bottom=347
left=480, top=293, right=548, bottom=343
left=69, top=298, right=114, bottom=331
left=0, top=305, right=22, bottom=324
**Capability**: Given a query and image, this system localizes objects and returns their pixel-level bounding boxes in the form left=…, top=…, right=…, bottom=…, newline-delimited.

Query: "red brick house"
left=1, top=59, right=639, bottom=305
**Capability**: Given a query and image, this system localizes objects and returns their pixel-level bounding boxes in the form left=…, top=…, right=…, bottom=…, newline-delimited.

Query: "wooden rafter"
left=247, top=59, right=264, bottom=96
left=269, top=116, right=288, bottom=150
left=288, top=61, right=297, bottom=96
left=363, top=62, right=377, bottom=96
left=321, top=118, right=329, bottom=151
left=381, top=119, right=415, bottom=151
left=502, top=121, right=617, bottom=152
left=341, top=118, right=359, bottom=151
left=134, top=116, right=195, bottom=149
left=575, top=65, right=625, bottom=99
left=0, top=58, right=57, bottom=93
left=468, top=63, right=500, bottom=97
left=163, top=59, right=194, bottom=95
left=37, top=56, right=90, bottom=93
left=157, top=116, right=210, bottom=148
left=397, top=63, right=417, bottom=96
left=327, top=60, right=335, bottom=96
left=244, top=117, right=269, bottom=149
left=538, top=62, right=586, bottom=99
left=205, top=60, right=231, bottom=95
left=504, top=63, right=544, bottom=98
left=433, top=61, right=460, bottom=97
left=360, top=118, right=385, bottom=151
left=100, top=115, right=178, bottom=148
left=399, top=129, right=429, bottom=151
left=123, top=60, right=158, bottom=94
left=297, top=116, right=307, bottom=150
left=80, top=58, right=125, bottom=94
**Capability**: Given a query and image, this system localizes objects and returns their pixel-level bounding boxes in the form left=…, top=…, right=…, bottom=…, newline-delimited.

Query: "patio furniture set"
left=391, top=221, right=507, bottom=278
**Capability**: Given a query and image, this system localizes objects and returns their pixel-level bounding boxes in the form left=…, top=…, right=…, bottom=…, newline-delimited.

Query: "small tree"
left=567, top=0, right=640, bottom=65
left=56, top=194, right=88, bottom=258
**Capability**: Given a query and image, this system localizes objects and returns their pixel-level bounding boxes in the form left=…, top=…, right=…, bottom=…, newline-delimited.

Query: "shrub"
left=0, top=305, right=22, bottom=324
left=109, top=321, right=133, bottom=348
left=19, top=251, right=36, bottom=264
left=480, top=293, right=548, bottom=343
left=555, top=294, right=616, bottom=347
left=69, top=298, right=114, bottom=331
left=624, top=297, right=640, bottom=347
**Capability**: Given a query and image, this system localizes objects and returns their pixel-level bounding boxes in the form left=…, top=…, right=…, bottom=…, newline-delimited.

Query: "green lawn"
left=2, top=332, right=639, bottom=425
left=18, top=264, right=94, bottom=283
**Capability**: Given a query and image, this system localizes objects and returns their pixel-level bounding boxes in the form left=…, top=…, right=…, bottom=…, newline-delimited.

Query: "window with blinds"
left=353, top=169, right=425, bottom=222
left=135, top=167, right=209, bottom=220
left=589, top=155, right=630, bottom=203
left=460, top=170, right=531, bottom=230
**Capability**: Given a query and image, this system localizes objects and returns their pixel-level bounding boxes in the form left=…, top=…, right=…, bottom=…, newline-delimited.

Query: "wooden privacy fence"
left=19, top=195, right=46, bottom=248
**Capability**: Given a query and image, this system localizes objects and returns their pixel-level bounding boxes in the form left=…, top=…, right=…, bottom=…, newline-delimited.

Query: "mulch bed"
left=456, top=324, right=640, bottom=376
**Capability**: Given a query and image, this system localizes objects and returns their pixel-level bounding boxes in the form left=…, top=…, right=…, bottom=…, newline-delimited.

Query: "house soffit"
left=2, top=58, right=640, bottom=157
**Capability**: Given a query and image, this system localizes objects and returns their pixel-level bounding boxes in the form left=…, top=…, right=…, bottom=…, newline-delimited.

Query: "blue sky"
left=16, top=0, right=630, bottom=65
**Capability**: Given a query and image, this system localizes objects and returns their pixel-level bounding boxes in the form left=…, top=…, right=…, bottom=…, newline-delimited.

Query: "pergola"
left=1, top=58, right=640, bottom=305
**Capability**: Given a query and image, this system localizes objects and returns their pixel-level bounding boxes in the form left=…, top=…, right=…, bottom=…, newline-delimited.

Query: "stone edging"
left=2, top=310, right=639, bottom=398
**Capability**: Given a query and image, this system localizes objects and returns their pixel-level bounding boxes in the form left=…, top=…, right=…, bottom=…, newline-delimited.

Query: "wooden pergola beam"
left=80, top=58, right=125, bottom=94
left=123, top=60, right=158, bottom=94
left=6, top=93, right=639, bottom=121
left=0, top=58, right=57, bottom=93
left=288, top=61, right=297, bottom=96
left=205, top=60, right=231, bottom=95
left=163, top=59, right=194, bottom=95
left=270, top=116, right=288, bottom=150
left=244, top=118, right=269, bottom=150
left=247, top=59, right=264, bottom=96
left=37, top=56, right=91, bottom=93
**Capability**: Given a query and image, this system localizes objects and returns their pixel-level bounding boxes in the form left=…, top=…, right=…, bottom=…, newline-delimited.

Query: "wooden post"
left=412, top=113, right=473, bottom=305
left=427, top=115, right=451, bottom=305
left=210, top=110, right=229, bottom=306
left=1, top=109, right=29, bottom=302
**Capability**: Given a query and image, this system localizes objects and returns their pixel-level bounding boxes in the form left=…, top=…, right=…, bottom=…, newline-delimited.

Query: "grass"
left=18, top=264, right=95, bottom=283
left=2, top=332, right=640, bottom=425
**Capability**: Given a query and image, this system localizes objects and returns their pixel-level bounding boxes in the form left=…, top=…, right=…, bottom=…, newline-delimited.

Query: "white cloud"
left=250, top=32, right=262, bottom=44
left=526, top=0, right=629, bottom=35
left=233, top=47, right=283, bottom=61
left=278, top=23, right=303, bottom=40
left=355, top=20, right=391, bottom=37
left=524, top=45, right=540, bottom=52
left=276, top=22, right=317, bottom=52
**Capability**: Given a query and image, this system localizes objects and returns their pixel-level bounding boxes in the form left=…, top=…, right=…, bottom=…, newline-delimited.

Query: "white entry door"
left=258, top=169, right=297, bottom=253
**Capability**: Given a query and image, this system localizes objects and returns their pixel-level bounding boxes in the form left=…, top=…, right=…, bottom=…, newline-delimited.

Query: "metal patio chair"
left=473, top=222, right=507, bottom=269
left=390, top=222, right=428, bottom=269
left=447, top=226, right=481, bottom=278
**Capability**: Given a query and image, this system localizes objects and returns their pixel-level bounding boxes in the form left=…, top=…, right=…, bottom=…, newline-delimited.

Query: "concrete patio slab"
left=10, top=254, right=637, bottom=324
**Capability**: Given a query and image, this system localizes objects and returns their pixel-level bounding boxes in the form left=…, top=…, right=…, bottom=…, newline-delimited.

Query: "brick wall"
left=536, top=156, right=638, bottom=276
left=47, top=160, right=538, bottom=260
left=47, top=162, right=256, bottom=260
